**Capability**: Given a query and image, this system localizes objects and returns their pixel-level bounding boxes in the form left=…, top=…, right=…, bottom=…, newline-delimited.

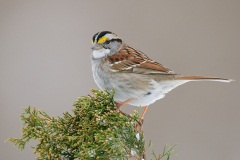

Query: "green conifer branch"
left=8, top=89, right=175, bottom=160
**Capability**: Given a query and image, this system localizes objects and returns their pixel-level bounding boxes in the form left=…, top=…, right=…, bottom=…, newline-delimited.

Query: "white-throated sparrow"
left=91, top=31, right=232, bottom=117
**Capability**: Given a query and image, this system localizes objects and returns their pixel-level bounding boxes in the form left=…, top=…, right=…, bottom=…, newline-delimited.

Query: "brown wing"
left=106, top=44, right=176, bottom=75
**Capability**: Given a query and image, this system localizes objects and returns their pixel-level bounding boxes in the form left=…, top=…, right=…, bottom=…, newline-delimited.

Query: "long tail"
left=174, top=75, right=233, bottom=83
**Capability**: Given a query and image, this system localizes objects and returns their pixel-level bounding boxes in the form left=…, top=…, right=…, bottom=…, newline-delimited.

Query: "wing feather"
left=106, top=45, right=175, bottom=75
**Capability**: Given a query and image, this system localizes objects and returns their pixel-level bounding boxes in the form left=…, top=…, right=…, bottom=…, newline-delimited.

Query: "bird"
left=90, top=31, right=232, bottom=119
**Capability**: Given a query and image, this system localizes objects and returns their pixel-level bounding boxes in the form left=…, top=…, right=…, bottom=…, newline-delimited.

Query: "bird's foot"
left=115, top=101, right=148, bottom=133
left=136, top=106, right=149, bottom=133
left=115, top=98, right=135, bottom=111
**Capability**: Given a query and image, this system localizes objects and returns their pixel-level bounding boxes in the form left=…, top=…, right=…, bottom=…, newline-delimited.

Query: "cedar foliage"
left=8, top=89, right=175, bottom=160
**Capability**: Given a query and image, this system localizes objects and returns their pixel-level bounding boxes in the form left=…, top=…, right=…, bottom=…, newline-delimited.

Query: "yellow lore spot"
left=97, top=36, right=108, bottom=44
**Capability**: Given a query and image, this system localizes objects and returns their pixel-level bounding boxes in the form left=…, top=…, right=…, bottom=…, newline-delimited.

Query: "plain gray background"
left=0, top=0, right=239, bottom=159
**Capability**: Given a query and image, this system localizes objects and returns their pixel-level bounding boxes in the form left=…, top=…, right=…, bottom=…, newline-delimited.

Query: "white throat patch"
left=92, top=48, right=110, bottom=59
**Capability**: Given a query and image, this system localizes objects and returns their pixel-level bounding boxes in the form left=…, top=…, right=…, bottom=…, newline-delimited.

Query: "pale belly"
left=91, top=58, right=188, bottom=106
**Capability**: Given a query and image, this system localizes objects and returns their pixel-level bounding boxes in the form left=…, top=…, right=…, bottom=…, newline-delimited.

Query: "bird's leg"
left=115, top=100, right=149, bottom=136
left=115, top=98, right=134, bottom=111
left=136, top=106, right=149, bottom=133
left=135, top=106, right=149, bottom=159
left=141, top=106, right=149, bottom=119
left=114, top=99, right=134, bottom=117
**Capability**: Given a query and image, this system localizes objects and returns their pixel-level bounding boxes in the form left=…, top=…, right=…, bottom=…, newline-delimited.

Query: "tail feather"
left=175, top=75, right=233, bottom=83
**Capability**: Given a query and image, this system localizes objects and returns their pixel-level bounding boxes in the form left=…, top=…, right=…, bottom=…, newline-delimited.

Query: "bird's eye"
left=105, top=40, right=110, bottom=44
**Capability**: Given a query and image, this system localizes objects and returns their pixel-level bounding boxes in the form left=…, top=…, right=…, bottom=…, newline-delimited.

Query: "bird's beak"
left=91, top=43, right=103, bottom=50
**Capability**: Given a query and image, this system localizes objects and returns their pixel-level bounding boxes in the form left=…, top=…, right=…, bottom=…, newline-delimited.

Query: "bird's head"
left=91, top=31, right=123, bottom=59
